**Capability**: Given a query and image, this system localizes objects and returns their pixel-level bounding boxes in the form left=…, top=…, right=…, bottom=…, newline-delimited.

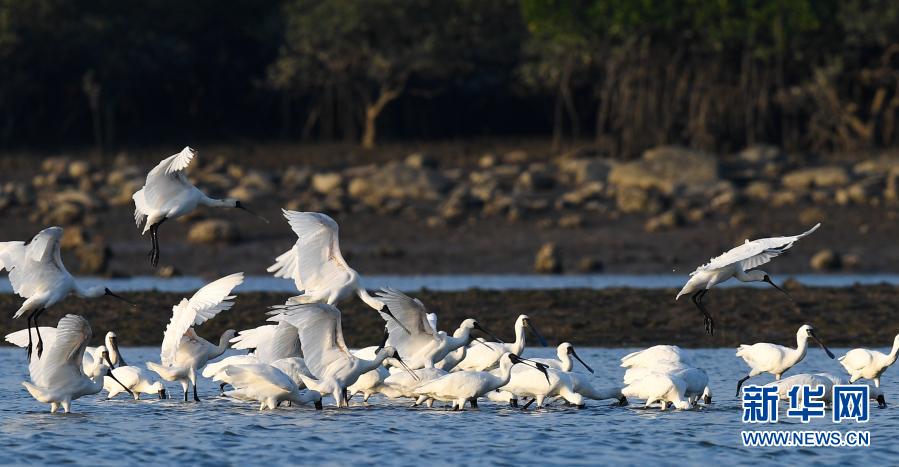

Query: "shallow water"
left=1, top=347, right=896, bottom=465
left=3, top=273, right=899, bottom=294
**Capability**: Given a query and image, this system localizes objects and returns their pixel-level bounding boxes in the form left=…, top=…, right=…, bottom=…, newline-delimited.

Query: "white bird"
left=454, top=314, right=547, bottom=372
left=86, top=331, right=128, bottom=368
left=202, top=321, right=302, bottom=393
left=133, top=146, right=268, bottom=267
left=412, top=353, right=547, bottom=410
left=764, top=373, right=887, bottom=408
left=268, top=302, right=415, bottom=407
left=621, top=371, right=692, bottom=410
left=620, top=345, right=691, bottom=369
left=7, top=328, right=130, bottom=387
left=0, top=226, right=134, bottom=356
left=624, top=363, right=712, bottom=405
left=735, top=324, right=835, bottom=396
left=146, top=272, right=244, bottom=402
left=375, top=288, right=490, bottom=369
left=497, top=365, right=584, bottom=409
left=212, top=363, right=322, bottom=410
left=566, top=372, right=628, bottom=405
left=22, top=314, right=132, bottom=413
left=838, top=334, right=899, bottom=387
left=532, top=342, right=594, bottom=374
left=676, top=223, right=820, bottom=334
left=267, top=210, right=393, bottom=314
left=104, top=366, right=167, bottom=400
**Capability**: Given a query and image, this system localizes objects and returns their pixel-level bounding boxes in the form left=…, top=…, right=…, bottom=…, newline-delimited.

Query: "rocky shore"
left=1, top=142, right=898, bottom=276
left=1, top=285, right=896, bottom=348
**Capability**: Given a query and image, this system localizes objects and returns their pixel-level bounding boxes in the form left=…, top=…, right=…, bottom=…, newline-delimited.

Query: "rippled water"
left=1, top=346, right=896, bottom=465
left=4, top=273, right=899, bottom=294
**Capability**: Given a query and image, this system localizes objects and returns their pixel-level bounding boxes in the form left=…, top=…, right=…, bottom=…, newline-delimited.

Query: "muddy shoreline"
left=2, top=285, right=896, bottom=349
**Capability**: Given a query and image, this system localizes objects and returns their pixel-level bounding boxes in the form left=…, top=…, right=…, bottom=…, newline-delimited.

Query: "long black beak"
left=509, top=354, right=551, bottom=383
left=570, top=349, right=594, bottom=374
left=104, top=288, right=137, bottom=307
left=375, top=327, right=390, bottom=353
left=474, top=323, right=504, bottom=344
left=234, top=201, right=270, bottom=223
left=104, top=354, right=134, bottom=397
left=393, top=354, right=420, bottom=381
left=159, top=388, right=167, bottom=399
left=526, top=321, right=548, bottom=347
left=110, top=337, right=127, bottom=368
left=379, top=307, right=411, bottom=335
left=763, top=277, right=792, bottom=301
left=877, top=394, right=887, bottom=409
left=809, top=332, right=836, bottom=359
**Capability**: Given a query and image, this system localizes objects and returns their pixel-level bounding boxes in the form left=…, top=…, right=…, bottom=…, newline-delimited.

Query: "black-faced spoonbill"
left=735, top=324, right=835, bottom=396
left=455, top=314, right=548, bottom=372
left=104, top=366, right=167, bottom=400
left=22, top=315, right=132, bottom=413
left=624, top=362, right=711, bottom=406
left=676, top=223, right=820, bottom=334
left=620, top=345, right=692, bottom=369
left=838, top=334, right=899, bottom=387
left=532, top=342, right=594, bottom=373
left=765, top=373, right=887, bottom=408
left=212, top=363, right=322, bottom=410
left=412, top=353, right=549, bottom=410
left=268, top=302, right=417, bottom=407
left=621, top=371, right=692, bottom=410
left=267, top=210, right=408, bottom=332
left=133, top=146, right=269, bottom=267
left=0, top=226, right=135, bottom=357
left=146, top=272, right=244, bottom=402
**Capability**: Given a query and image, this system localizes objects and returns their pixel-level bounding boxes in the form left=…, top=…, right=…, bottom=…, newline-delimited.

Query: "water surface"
left=0, top=346, right=895, bottom=465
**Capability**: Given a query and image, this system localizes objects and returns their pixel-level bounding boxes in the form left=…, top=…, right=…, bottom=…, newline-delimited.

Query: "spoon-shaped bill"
left=809, top=332, right=835, bottom=359
left=104, top=288, right=137, bottom=308
left=235, top=201, right=270, bottom=224
left=473, top=323, right=504, bottom=344
left=103, top=354, right=134, bottom=397
left=569, top=348, right=594, bottom=374
left=763, top=276, right=793, bottom=301
left=526, top=320, right=548, bottom=347
left=379, top=308, right=411, bottom=335
left=392, top=354, right=420, bottom=381
left=510, top=354, right=551, bottom=383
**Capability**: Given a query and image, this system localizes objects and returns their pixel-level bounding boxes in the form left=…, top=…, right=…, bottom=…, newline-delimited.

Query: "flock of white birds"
left=1, top=146, right=897, bottom=414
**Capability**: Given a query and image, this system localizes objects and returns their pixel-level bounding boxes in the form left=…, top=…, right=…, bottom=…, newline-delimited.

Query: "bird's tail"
left=22, top=381, right=52, bottom=403
left=146, top=361, right=181, bottom=381
left=735, top=345, right=749, bottom=357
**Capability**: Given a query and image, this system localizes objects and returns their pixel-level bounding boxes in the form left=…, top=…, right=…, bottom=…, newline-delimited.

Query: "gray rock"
left=609, top=146, right=717, bottom=194
left=810, top=249, right=841, bottom=271
left=187, top=219, right=239, bottom=244
left=534, top=242, right=562, bottom=274
left=312, top=172, right=344, bottom=194
left=782, top=166, right=849, bottom=190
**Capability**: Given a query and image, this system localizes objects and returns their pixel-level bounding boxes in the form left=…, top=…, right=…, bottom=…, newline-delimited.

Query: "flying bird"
left=0, top=226, right=134, bottom=357
left=133, top=146, right=268, bottom=267
left=676, top=223, right=820, bottom=334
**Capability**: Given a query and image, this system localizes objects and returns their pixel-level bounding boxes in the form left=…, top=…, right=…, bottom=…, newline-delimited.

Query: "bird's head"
left=230, top=200, right=269, bottom=223
left=564, top=343, right=594, bottom=374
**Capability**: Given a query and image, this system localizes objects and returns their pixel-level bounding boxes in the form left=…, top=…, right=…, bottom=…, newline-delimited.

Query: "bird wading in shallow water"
left=133, top=146, right=268, bottom=268
left=735, top=324, right=835, bottom=396
left=676, top=223, right=820, bottom=334
left=0, top=226, right=135, bottom=358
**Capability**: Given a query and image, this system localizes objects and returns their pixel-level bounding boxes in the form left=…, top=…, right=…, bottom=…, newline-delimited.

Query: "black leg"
left=691, top=290, right=714, bottom=335
left=510, top=398, right=519, bottom=408
left=148, top=219, right=166, bottom=268
left=736, top=375, right=752, bottom=397
left=469, top=398, right=478, bottom=409
left=314, top=400, right=323, bottom=410
left=183, top=388, right=188, bottom=402
left=193, top=382, right=200, bottom=402
left=219, top=383, right=226, bottom=395
left=343, top=389, right=349, bottom=405
left=33, top=308, right=46, bottom=358
left=25, top=312, right=34, bottom=358
left=522, top=398, right=536, bottom=410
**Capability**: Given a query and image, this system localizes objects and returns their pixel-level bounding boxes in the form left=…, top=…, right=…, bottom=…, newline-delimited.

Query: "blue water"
left=1, top=346, right=895, bottom=465
left=3, top=273, right=899, bottom=293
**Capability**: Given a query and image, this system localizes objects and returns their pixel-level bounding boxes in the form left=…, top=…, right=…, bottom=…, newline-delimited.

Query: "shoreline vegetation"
left=2, top=285, right=896, bottom=348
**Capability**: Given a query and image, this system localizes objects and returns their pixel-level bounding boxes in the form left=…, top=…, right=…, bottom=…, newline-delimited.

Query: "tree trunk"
left=361, top=85, right=401, bottom=150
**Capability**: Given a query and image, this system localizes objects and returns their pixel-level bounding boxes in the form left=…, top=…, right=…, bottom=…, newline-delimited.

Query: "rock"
left=45, top=202, right=84, bottom=225
left=558, top=158, right=612, bottom=184
left=241, top=171, right=274, bottom=193
left=42, top=157, right=69, bottom=175
left=576, top=256, right=604, bottom=273
left=282, top=166, right=312, bottom=189
left=157, top=265, right=180, bottom=278
left=782, top=166, right=849, bottom=190
left=75, top=241, right=110, bottom=274
left=609, top=146, right=717, bottom=194
left=644, top=210, right=682, bottom=232
left=534, top=242, right=562, bottom=274
left=516, top=167, right=555, bottom=192
left=312, top=172, right=343, bottom=194
left=729, top=211, right=747, bottom=227
left=744, top=181, right=773, bottom=201
left=810, top=249, right=841, bottom=271
left=853, top=156, right=899, bottom=176
left=68, top=161, right=91, bottom=179
left=615, top=187, right=662, bottom=214
left=737, top=145, right=783, bottom=165
left=799, top=207, right=826, bottom=226
left=54, top=189, right=100, bottom=210
left=347, top=161, right=449, bottom=205
left=60, top=226, right=88, bottom=249
left=503, top=150, right=529, bottom=164
left=405, top=152, right=438, bottom=169
left=110, top=179, right=143, bottom=206
left=478, top=154, right=497, bottom=168
left=187, top=219, right=239, bottom=244
left=770, top=191, right=798, bottom=207
left=557, top=214, right=584, bottom=229
left=557, top=181, right=605, bottom=208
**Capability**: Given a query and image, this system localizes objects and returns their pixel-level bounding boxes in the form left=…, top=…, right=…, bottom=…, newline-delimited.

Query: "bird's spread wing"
left=4, top=327, right=58, bottom=348
left=31, top=315, right=91, bottom=386
left=282, top=210, right=353, bottom=294
left=268, top=303, right=353, bottom=379
left=160, top=272, right=244, bottom=365
left=231, top=322, right=301, bottom=363
left=426, top=313, right=438, bottom=333
left=141, top=147, right=197, bottom=209
left=267, top=245, right=303, bottom=291
left=375, top=288, right=438, bottom=353
left=4, top=228, right=69, bottom=301
left=695, top=223, right=820, bottom=273
left=222, top=364, right=295, bottom=393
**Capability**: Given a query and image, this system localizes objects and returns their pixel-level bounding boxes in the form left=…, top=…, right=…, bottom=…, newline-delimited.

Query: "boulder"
left=75, top=241, right=110, bottom=274
left=534, top=242, right=562, bottom=274
left=609, top=146, right=717, bottom=194
left=282, top=166, right=312, bottom=189
left=782, top=166, right=849, bottom=190
left=68, top=160, right=91, bottom=179
left=556, top=181, right=605, bottom=208
left=744, top=181, right=773, bottom=201
left=853, top=156, right=899, bottom=176
left=644, top=210, right=682, bottom=232
left=615, top=187, right=662, bottom=214
left=575, top=256, right=604, bottom=273
left=405, top=152, right=438, bottom=169
left=810, top=249, right=841, bottom=271
left=347, top=162, right=449, bottom=205
left=312, top=172, right=343, bottom=194
left=558, top=158, right=612, bottom=184
left=187, top=219, right=239, bottom=244
left=557, top=214, right=584, bottom=229
left=515, top=166, right=555, bottom=192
